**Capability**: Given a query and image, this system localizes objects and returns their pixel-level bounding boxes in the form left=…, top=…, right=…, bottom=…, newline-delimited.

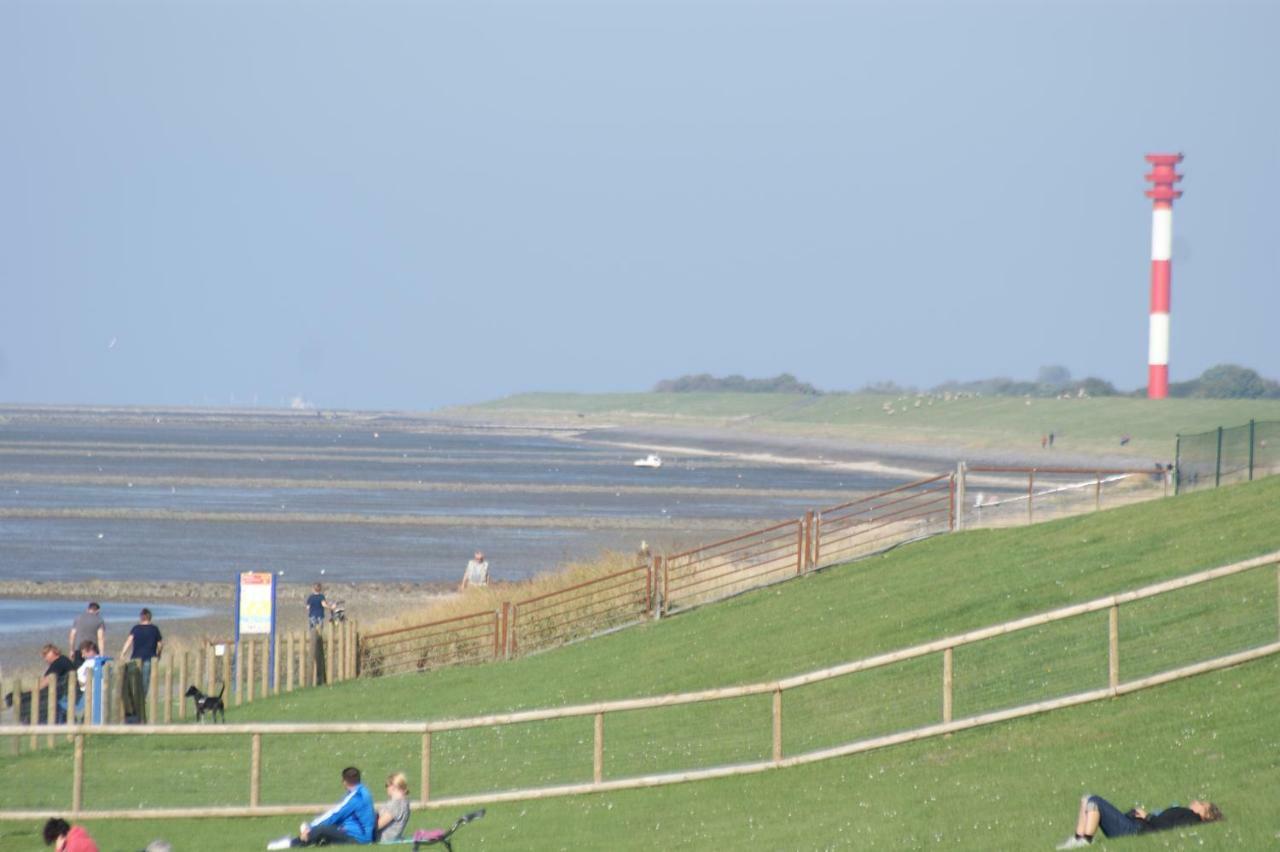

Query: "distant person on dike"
left=42, top=817, right=99, bottom=851
left=38, top=644, right=77, bottom=723
left=266, top=766, right=375, bottom=848
left=119, top=607, right=163, bottom=695
left=307, top=583, right=335, bottom=630
left=68, top=602, right=105, bottom=667
left=1056, top=794, right=1222, bottom=848
left=459, top=550, right=489, bottom=591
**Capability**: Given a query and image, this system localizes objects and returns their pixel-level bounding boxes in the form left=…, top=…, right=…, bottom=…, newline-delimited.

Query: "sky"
left=2, top=0, right=1277, bottom=410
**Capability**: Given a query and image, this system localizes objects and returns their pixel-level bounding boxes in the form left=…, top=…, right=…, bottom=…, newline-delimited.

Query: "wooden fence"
left=662, top=518, right=805, bottom=614
left=2, top=620, right=359, bottom=754
left=3, top=550, right=1275, bottom=820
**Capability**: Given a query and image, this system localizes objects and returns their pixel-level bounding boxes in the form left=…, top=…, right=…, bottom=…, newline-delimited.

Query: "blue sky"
left=3, top=0, right=1277, bottom=409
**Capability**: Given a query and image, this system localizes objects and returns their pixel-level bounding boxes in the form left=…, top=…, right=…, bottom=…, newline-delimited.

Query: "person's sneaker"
left=266, top=837, right=293, bottom=850
left=1055, top=837, right=1090, bottom=850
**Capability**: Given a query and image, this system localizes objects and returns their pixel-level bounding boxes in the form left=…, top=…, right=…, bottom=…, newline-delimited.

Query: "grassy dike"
left=3, top=478, right=1279, bottom=850
left=453, top=391, right=1280, bottom=460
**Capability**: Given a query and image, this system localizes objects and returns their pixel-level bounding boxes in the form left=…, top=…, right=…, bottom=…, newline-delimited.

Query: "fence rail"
left=4, top=550, right=1276, bottom=821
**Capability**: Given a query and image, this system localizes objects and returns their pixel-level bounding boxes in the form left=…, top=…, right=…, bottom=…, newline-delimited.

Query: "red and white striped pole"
left=1144, top=153, right=1183, bottom=399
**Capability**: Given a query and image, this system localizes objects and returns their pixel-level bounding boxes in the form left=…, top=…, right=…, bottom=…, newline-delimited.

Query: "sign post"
left=235, top=572, right=277, bottom=691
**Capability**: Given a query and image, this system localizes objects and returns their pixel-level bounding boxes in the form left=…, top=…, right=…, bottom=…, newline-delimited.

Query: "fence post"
left=163, top=659, right=173, bottom=723
left=795, top=519, right=804, bottom=575
left=178, top=653, right=188, bottom=720
left=954, top=462, right=967, bottom=531
left=1215, top=426, right=1223, bottom=488
left=246, top=641, right=256, bottom=703
left=802, top=511, right=813, bottom=571
left=420, top=732, right=431, bottom=806
left=593, top=712, right=604, bottom=784
left=273, top=632, right=282, bottom=694
left=662, top=555, right=671, bottom=616
left=1108, top=604, right=1120, bottom=694
left=652, top=557, right=664, bottom=619
left=508, top=605, right=519, bottom=656
left=1095, top=473, right=1102, bottom=512
left=947, top=474, right=956, bottom=531
left=84, top=673, right=95, bottom=730
left=262, top=638, right=271, bottom=695
left=1249, top=420, right=1256, bottom=481
left=493, top=609, right=502, bottom=660
left=1027, top=470, right=1035, bottom=525
left=250, top=733, right=262, bottom=807
left=772, top=687, right=783, bottom=763
left=813, top=513, right=822, bottom=566
left=1173, top=434, right=1182, bottom=495
left=147, top=660, right=158, bottom=724
left=72, top=733, right=85, bottom=814
left=943, top=647, right=954, bottom=725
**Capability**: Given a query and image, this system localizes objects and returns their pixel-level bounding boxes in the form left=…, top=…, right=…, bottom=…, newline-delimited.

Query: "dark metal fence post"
left=1215, top=427, right=1224, bottom=488
left=1249, top=419, right=1256, bottom=481
left=1174, top=435, right=1181, bottom=495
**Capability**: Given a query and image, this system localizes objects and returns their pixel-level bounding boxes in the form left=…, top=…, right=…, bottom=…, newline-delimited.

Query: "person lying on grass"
left=267, top=766, right=374, bottom=848
left=1056, top=793, right=1222, bottom=848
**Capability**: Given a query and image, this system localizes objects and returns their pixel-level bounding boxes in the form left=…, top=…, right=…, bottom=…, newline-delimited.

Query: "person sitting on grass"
left=42, top=817, right=98, bottom=852
left=267, top=766, right=374, bottom=848
left=374, top=772, right=411, bottom=843
left=1056, top=793, right=1222, bottom=848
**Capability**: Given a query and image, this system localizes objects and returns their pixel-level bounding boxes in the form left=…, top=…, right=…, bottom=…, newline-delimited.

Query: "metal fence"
left=1176, top=419, right=1280, bottom=493
left=662, top=518, right=805, bottom=614
left=509, top=563, right=654, bottom=655
left=958, top=466, right=1170, bottom=529
left=4, top=551, right=1275, bottom=820
left=360, top=610, right=502, bottom=677
left=813, top=474, right=953, bottom=568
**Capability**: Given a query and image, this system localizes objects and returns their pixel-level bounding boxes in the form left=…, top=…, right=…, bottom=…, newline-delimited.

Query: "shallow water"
left=0, top=599, right=209, bottom=636
left=0, top=418, right=903, bottom=586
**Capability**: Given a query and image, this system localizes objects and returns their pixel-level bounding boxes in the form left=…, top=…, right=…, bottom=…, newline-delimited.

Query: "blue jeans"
left=1087, top=795, right=1143, bottom=838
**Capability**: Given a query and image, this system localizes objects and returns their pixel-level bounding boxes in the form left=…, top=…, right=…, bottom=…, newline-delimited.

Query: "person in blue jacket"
left=268, top=767, right=374, bottom=847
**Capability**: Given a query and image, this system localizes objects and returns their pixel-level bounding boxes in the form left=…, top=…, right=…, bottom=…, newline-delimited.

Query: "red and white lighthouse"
left=1144, top=153, right=1183, bottom=399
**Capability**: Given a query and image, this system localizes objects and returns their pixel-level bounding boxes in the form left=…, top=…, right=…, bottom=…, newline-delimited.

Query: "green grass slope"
left=457, top=391, right=1280, bottom=459
left=4, top=478, right=1279, bottom=850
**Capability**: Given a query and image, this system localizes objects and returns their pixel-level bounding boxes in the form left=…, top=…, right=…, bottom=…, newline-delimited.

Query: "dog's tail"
left=216, top=684, right=225, bottom=699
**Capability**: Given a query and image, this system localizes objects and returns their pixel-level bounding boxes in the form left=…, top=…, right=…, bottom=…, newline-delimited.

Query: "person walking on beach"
left=119, top=608, right=163, bottom=695
left=68, top=603, right=105, bottom=667
left=38, top=644, right=77, bottom=724
left=306, top=584, right=335, bottom=630
left=459, top=550, right=489, bottom=591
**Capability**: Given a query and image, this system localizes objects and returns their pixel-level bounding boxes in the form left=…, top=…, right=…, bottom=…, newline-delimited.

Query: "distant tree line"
left=654, top=364, right=1279, bottom=399
left=1163, top=364, right=1280, bottom=399
left=653, top=373, right=821, bottom=395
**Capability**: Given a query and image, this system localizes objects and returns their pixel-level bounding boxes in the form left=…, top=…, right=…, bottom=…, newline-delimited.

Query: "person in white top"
left=459, top=551, right=489, bottom=591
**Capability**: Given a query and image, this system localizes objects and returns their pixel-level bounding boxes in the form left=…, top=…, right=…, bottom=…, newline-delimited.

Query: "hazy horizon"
left=5, top=0, right=1278, bottom=411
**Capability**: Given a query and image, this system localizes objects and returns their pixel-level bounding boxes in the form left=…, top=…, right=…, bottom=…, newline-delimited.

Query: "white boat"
left=633, top=453, right=663, bottom=468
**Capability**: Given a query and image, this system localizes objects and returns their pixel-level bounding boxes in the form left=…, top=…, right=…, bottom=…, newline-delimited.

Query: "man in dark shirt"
left=38, top=644, right=78, bottom=723
left=120, top=608, right=163, bottom=695
left=69, top=602, right=106, bottom=666
left=1057, top=794, right=1222, bottom=848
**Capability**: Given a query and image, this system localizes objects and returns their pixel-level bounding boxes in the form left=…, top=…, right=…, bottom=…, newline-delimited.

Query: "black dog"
left=185, top=684, right=226, bottom=723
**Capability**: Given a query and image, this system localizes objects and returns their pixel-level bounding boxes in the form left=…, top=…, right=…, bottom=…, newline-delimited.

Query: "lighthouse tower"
left=1144, top=153, right=1183, bottom=399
